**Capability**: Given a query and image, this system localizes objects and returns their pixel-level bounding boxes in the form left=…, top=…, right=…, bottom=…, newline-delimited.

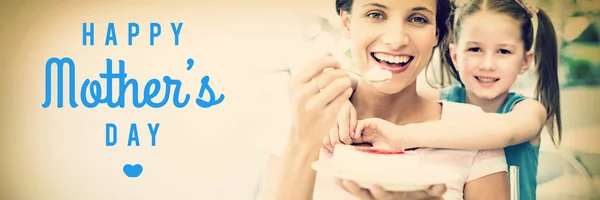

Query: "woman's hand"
left=322, top=102, right=393, bottom=151
left=338, top=180, right=447, bottom=200
left=289, top=52, right=354, bottom=144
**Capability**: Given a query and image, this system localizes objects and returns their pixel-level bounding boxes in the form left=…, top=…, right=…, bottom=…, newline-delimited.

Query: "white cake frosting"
left=332, top=144, right=420, bottom=179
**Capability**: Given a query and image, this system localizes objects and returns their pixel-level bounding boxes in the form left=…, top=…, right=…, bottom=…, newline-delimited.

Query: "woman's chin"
left=369, top=82, right=408, bottom=95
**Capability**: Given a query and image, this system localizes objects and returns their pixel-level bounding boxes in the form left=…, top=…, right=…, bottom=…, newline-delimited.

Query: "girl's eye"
left=409, top=17, right=428, bottom=23
left=367, top=12, right=384, bottom=19
left=498, top=49, right=511, bottom=54
left=468, top=47, right=481, bottom=52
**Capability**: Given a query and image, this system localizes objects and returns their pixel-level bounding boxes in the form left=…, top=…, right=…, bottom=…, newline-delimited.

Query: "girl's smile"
left=474, top=75, right=501, bottom=88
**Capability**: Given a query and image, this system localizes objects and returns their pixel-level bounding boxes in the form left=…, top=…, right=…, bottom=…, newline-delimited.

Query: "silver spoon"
left=331, top=52, right=391, bottom=83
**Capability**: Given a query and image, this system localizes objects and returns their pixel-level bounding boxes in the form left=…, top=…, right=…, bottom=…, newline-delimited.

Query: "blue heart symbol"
left=123, top=164, right=143, bottom=178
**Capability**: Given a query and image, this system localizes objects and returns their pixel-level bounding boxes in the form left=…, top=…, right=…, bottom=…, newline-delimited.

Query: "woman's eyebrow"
left=362, top=3, right=434, bottom=14
left=363, top=3, right=388, bottom=10
left=412, top=6, right=434, bottom=14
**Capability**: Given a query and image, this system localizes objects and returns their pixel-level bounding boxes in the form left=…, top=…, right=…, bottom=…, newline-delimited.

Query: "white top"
left=311, top=101, right=508, bottom=200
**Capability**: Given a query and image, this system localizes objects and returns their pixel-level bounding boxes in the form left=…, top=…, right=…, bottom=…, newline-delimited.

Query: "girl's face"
left=340, top=0, right=438, bottom=94
left=450, top=11, right=533, bottom=100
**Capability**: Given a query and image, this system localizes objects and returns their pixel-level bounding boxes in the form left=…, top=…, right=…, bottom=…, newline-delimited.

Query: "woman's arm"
left=273, top=138, right=321, bottom=200
left=463, top=149, right=510, bottom=200
left=400, top=99, right=547, bottom=150
left=266, top=51, right=352, bottom=199
left=262, top=127, right=322, bottom=200
left=260, top=125, right=321, bottom=200
left=464, top=172, right=510, bottom=200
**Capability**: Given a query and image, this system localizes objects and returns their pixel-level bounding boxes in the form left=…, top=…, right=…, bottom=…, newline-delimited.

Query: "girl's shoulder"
left=440, top=85, right=466, bottom=103
left=498, top=92, right=530, bottom=114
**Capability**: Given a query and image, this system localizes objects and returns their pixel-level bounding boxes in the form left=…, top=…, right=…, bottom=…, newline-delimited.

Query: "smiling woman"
left=262, top=0, right=511, bottom=200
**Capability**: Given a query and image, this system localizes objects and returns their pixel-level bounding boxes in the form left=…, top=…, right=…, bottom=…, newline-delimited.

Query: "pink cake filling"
left=353, top=146, right=407, bottom=155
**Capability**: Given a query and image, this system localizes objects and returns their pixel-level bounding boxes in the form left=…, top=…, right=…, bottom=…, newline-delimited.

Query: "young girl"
left=325, top=0, right=561, bottom=200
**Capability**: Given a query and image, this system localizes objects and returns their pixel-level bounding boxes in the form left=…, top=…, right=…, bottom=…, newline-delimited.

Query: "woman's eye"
left=468, top=47, right=481, bottom=52
left=498, top=49, right=511, bottom=54
left=409, top=17, right=428, bottom=23
left=367, top=12, right=384, bottom=19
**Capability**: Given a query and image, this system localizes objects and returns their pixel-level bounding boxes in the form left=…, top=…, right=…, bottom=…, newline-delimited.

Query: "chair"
left=536, top=149, right=597, bottom=199
left=509, top=166, right=520, bottom=200
left=509, top=148, right=597, bottom=200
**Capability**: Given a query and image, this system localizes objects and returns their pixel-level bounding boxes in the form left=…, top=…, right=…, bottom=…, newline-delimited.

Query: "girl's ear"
left=520, top=50, right=534, bottom=74
left=449, top=43, right=459, bottom=70
left=340, top=11, right=351, bottom=39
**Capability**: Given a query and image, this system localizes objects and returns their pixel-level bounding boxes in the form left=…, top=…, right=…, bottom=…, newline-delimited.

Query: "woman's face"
left=340, top=0, right=439, bottom=94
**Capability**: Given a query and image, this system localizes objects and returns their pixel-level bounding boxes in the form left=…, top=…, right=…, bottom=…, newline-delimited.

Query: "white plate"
left=311, top=159, right=461, bottom=192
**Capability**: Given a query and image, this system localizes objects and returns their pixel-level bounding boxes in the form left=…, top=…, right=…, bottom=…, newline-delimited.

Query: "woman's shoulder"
left=440, top=101, right=485, bottom=119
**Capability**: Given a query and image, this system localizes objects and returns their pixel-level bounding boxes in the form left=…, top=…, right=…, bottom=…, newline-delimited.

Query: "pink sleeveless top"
left=312, top=101, right=508, bottom=200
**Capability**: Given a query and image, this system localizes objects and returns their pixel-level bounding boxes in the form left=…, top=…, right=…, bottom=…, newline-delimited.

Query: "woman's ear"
left=434, top=28, right=439, bottom=47
left=449, top=43, right=458, bottom=70
left=340, top=11, right=351, bottom=39
left=520, top=50, right=534, bottom=74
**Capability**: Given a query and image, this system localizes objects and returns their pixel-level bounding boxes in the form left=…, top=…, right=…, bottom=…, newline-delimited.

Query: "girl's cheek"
left=462, top=56, right=481, bottom=71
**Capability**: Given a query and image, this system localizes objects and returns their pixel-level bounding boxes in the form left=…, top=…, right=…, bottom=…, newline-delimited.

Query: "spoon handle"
left=337, top=69, right=359, bottom=91
left=342, top=68, right=390, bottom=83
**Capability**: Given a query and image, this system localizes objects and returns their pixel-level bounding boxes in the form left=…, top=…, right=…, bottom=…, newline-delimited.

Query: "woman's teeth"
left=476, top=76, right=499, bottom=82
left=373, top=53, right=411, bottom=64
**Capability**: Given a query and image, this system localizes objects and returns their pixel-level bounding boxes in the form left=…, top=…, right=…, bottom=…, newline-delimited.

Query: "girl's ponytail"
left=533, top=8, right=562, bottom=146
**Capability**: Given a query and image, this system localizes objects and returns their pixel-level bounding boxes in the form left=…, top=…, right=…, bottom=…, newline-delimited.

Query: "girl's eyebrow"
left=466, top=41, right=517, bottom=48
left=466, top=41, right=482, bottom=46
left=498, top=44, right=517, bottom=48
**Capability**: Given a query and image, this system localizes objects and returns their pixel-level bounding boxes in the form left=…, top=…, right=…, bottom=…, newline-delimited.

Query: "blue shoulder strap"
left=440, top=85, right=467, bottom=103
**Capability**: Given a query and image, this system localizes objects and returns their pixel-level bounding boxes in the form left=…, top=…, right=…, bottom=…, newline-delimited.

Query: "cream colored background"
left=0, top=0, right=311, bottom=199
left=1, top=0, right=599, bottom=199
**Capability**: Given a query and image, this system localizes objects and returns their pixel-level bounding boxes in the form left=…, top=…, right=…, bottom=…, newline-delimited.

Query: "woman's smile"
left=371, top=52, right=414, bottom=73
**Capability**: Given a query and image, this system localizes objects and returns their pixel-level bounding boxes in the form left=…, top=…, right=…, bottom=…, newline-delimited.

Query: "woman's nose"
left=380, top=23, right=409, bottom=50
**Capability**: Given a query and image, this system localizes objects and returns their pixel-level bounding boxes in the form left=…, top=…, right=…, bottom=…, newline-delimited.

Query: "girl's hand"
left=289, top=52, right=354, bottom=144
left=323, top=101, right=357, bottom=152
left=354, top=118, right=408, bottom=151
